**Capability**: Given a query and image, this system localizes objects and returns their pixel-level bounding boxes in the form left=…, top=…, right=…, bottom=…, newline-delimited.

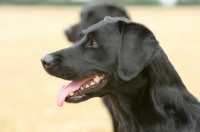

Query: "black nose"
left=41, top=54, right=54, bottom=68
left=65, top=28, right=71, bottom=36
left=65, top=29, right=74, bottom=42
left=65, top=26, right=79, bottom=43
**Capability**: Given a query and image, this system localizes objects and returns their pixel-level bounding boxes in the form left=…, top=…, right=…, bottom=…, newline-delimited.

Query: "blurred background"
left=0, top=0, right=200, bottom=132
left=1, top=0, right=200, bottom=5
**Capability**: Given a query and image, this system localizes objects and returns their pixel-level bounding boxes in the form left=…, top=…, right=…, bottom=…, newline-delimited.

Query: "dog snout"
left=41, top=54, right=54, bottom=68
left=65, top=28, right=71, bottom=36
left=65, top=28, right=70, bottom=37
left=65, top=24, right=81, bottom=42
left=65, top=28, right=77, bottom=42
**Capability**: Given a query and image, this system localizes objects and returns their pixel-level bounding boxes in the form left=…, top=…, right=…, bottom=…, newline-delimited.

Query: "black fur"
left=41, top=17, right=200, bottom=132
left=65, top=3, right=130, bottom=42
left=65, top=5, right=130, bottom=130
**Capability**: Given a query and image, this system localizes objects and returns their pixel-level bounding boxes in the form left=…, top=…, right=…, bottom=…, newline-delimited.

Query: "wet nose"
left=41, top=54, right=54, bottom=68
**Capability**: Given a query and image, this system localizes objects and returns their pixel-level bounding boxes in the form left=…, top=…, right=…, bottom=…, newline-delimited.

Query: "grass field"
left=0, top=5, right=200, bottom=132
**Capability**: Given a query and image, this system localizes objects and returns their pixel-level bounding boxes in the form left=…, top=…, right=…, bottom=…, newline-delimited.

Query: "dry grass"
left=0, top=5, right=200, bottom=132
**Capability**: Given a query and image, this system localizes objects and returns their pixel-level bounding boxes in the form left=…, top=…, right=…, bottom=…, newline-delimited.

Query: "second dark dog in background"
left=65, top=3, right=130, bottom=132
left=65, top=3, right=130, bottom=42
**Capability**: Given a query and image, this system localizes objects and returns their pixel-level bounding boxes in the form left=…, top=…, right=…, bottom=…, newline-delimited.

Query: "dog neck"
left=107, top=48, right=200, bottom=132
left=136, top=49, right=200, bottom=131
left=108, top=73, right=148, bottom=131
left=147, top=48, right=185, bottom=88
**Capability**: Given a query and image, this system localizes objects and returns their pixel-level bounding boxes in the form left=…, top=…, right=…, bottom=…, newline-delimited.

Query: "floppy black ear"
left=118, top=22, right=160, bottom=81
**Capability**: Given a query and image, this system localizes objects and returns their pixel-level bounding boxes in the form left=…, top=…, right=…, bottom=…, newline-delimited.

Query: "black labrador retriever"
left=65, top=2, right=130, bottom=42
left=65, top=3, right=130, bottom=131
left=41, top=17, right=200, bottom=132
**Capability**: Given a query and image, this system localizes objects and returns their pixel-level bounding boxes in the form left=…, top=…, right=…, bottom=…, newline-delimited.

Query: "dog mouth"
left=57, top=74, right=108, bottom=106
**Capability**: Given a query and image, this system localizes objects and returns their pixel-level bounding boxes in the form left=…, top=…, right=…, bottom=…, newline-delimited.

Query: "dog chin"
left=65, top=94, right=93, bottom=103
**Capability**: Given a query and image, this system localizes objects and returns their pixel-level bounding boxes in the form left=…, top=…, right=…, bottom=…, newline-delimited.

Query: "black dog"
left=65, top=3, right=130, bottom=42
left=41, top=17, right=200, bottom=132
left=65, top=3, right=130, bottom=131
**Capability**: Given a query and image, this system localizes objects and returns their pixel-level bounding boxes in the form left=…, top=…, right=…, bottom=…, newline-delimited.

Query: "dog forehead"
left=82, top=3, right=105, bottom=15
left=88, top=17, right=131, bottom=29
left=81, top=17, right=132, bottom=37
left=83, top=18, right=119, bottom=33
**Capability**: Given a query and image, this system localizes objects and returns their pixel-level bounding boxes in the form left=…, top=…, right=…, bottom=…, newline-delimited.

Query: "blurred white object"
left=158, top=0, right=178, bottom=7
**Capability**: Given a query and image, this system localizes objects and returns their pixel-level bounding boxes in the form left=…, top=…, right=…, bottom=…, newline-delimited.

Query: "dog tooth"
left=80, top=87, right=84, bottom=90
left=69, top=92, right=74, bottom=96
left=94, top=76, right=100, bottom=83
left=100, top=76, right=105, bottom=80
left=90, top=81, right=95, bottom=85
left=85, top=85, right=89, bottom=88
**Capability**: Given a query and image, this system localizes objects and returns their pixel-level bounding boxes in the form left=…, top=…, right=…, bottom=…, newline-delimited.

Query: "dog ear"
left=118, top=21, right=160, bottom=81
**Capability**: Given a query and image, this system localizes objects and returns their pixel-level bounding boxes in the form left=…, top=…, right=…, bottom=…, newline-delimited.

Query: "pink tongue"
left=57, top=76, right=95, bottom=107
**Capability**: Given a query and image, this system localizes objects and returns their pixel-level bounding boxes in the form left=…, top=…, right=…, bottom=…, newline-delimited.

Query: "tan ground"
left=0, top=5, right=200, bottom=132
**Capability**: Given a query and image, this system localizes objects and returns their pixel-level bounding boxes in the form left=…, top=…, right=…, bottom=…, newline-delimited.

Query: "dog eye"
left=89, top=41, right=98, bottom=48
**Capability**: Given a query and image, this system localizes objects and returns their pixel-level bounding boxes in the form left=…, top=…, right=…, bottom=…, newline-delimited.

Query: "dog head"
left=41, top=17, right=160, bottom=106
left=65, top=3, right=130, bottom=42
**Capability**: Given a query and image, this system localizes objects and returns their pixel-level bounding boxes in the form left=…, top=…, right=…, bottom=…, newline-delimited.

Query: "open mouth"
left=57, top=74, right=108, bottom=106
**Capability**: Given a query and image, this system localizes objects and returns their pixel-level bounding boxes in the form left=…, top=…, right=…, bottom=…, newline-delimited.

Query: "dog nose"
left=65, top=28, right=73, bottom=40
left=41, top=54, right=54, bottom=68
left=65, top=28, right=71, bottom=36
left=65, top=27, right=78, bottom=42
